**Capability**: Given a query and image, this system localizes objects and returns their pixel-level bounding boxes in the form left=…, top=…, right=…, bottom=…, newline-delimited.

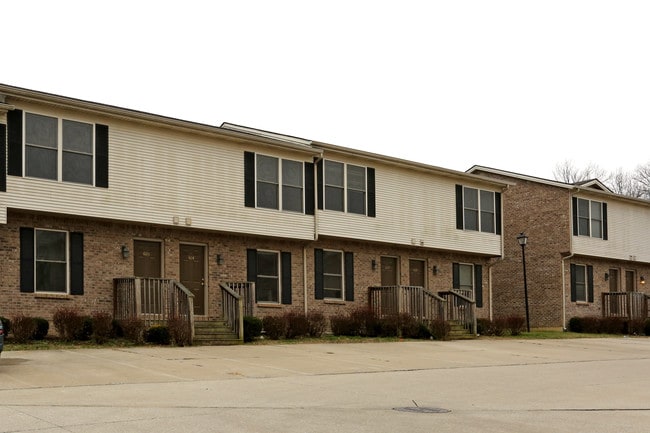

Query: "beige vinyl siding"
left=5, top=105, right=315, bottom=240
left=317, top=158, right=502, bottom=256
left=573, top=198, right=650, bottom=263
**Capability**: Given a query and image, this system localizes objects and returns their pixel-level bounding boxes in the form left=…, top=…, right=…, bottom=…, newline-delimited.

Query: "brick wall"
left=475, top=172, right=572, bottom=328
left=474, top=170, right=650, bottom=328
left=0, top=210, right=493, bottom=327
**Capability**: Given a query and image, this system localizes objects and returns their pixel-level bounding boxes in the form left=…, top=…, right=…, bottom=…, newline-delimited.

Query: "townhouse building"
left=0, top=84, right=507, bottom=340
left=469, top=166, right=650, bottom=329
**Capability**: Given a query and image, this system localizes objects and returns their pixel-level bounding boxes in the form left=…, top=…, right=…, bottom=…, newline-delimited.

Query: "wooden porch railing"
left=368, top=286, right=445, bottom=322
left=223, top=281, right=255, bottom=317
left=438, top=290, right=477, bottom=334
left=219, top=283, right=245, bottom=340
left=602, top=292, right=649, bottom=320
left=113, top=277, right=195, bottom=340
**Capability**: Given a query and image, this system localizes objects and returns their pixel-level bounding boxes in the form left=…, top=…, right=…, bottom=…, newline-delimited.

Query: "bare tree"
left=553, top=160, right=609, bottom=184
left=608, top=168, right=643, bottom=198
left=553, top=160, right=650, bottom=200
left=633, top=162, right=650, bottom=200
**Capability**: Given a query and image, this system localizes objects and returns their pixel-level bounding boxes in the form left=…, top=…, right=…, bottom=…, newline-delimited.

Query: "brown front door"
left=134, top=240, right=162, bottom=278
left=625, top=270, right=635, bottom=292
left=180, top=244, right=206, bottom=316
left=409, top=259, right=425, bottom=288
left=381, top=256, right=399, bottom=286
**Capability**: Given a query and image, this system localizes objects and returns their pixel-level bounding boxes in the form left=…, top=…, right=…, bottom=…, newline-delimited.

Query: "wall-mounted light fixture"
left=641, top=276, right=646, bottom=285
left=121, top=245, right=130, bottom=259
left=604, top=272, right=609, bottom=281
left=432, top=265, right=439, bottom=276
left=371, top=259, right=377, bottom=271
left=216, top=254, right=225, bottom=265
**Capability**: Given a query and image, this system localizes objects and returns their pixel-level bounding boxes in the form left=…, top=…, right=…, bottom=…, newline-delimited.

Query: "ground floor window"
left=247, top=249, right=292, bottom=305
left=314, top=249, right=354, bottom=301
left=323, top=250, right=343, bottom=299
left=35, top=229, right=68, bottom=292
left=256, top=251, right=280, bottom=303
left=570, top=264, right=593, bottom=302
left=20, top=227, right=84, bottom=295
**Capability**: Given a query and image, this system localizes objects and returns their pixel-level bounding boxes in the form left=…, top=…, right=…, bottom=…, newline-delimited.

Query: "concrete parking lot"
left=1, top=338, right=649, bottom=432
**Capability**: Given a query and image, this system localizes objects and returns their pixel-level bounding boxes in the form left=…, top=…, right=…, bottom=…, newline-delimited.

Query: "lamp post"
left=517, top=232, right=531, bottom=332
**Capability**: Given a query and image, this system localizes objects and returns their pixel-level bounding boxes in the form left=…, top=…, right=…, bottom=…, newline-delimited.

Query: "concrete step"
left=193, top=320, right=242, bottom=345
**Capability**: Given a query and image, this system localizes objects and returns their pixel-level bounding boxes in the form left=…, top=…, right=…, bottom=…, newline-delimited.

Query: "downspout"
left=561, top=253, right=574, bottom=331
left=561, top=189, right=577, bottom=331
left=307, top=153, right=324, bottom=315
left=486, top=184, right=509, bottom=321
left=303, top=246, right=308, bottom=315
left=313, top=154, right=323, bottom=242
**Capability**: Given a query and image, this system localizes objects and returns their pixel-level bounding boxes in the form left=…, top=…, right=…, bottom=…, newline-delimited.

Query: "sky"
left=4, top=1, right=649, bottom=180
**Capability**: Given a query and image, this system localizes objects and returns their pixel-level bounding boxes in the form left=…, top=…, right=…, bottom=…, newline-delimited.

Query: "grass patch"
left=4, top=337, right=139, bottom=351
left=480, top=330, right=624, bottom=339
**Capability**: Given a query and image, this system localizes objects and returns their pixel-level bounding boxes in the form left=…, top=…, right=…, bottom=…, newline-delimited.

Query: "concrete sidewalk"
left=1, top=338, right=650, bottom=432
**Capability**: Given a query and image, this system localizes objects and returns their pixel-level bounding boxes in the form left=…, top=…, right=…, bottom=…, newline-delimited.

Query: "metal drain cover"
left=393, top=407, right=451, bottom=414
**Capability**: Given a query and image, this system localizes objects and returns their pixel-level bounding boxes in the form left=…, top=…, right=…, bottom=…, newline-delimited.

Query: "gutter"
left=560, top=191, right=576, bottom=330
left=313, top=154, right=323, bottom=241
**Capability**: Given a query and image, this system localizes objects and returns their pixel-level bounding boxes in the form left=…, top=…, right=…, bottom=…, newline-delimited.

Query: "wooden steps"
left=448, top=320, right=476, bottom=340
left=193, top=320, right=242, bottom=345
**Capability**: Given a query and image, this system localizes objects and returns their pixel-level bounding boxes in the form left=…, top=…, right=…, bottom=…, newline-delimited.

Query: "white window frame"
left=576, top=198, right=604, bottom=239
left=574, top=264, right=588, bottom=302
left=324, top=159, right=368, bottom=215
left=256, top=249, right=281, bottom=304
left=23, top=112, right=96, bottom=185
left=463, top=187, right=496, bottom=233
left=323, top=249, right=344, bottom=300
left=255, top=154, right=304, bottom=213
left=34, top=228, right=69, bottom=294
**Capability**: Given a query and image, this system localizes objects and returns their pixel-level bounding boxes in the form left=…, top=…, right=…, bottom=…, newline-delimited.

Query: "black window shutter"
left=455, top=185, right=463, bottom=230
left=314, top=248, right=324, bottom=300
left=344, top=252, right=354, bottom=301
left=572, top=197, right=578, bottom=236
left=602, top=203, right=608, bottom=240
left=587, top=266, right=594, bottom=302
left=281, top=252, right=292, bottom=305
left=70, top=232, right=84, bottom=295
left=452, top=263, right=460, bottom=289
left=305, top=162, right=315, bottom=215
left=570, top=264, right=577, bottom=302
left=7, top=109, right=23, bottom=176
left=495, top=192, right=502, bottom=235
left=0, top=124, right=6, bottom=192
left=244, top=152, right=255, bottom=208
left=316, top=159, right=324, bottom=210
left=367, top=167, right=376, bottom=218
left=20, top=227, right=35, bottom=293
left=95, top=124, right=109, bottom=188
left=474, top=264, right=483, bottom=308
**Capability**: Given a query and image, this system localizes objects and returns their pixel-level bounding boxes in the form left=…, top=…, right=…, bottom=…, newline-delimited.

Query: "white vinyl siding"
left=573, top=197, right=650, bottom=262
left=6, top=103, right=316, bottom=240
left=318, top=158, right=502, bottom=256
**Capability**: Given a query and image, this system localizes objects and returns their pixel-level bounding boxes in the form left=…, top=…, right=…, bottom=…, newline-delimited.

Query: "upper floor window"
left=255, top=154, right=304, bottom=212
left=324, top=160, right=367, bottom=215
left=573, top=198, right=607, bottom=239
left=456, top=185, right=500, bottom=234
left=24, top=113, right=94, bottom=185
